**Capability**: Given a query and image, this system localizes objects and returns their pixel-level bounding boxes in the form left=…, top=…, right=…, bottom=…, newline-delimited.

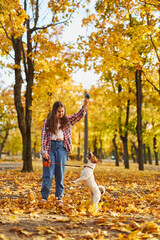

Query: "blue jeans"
left=41, top=140, right=67, bottom=200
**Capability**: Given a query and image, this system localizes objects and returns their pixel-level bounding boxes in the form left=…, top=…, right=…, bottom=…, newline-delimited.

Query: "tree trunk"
left=12, top=34, right=33, bottom=172
left=78, top=132, right=81, bottom=161
left=118, top=84, right=130, bottom=169
left=120, top=135, right=129, bottom=169
left=93, top=137, right=98, bottom=158
left=147, top=146, right=152, bottom=165
left=99, top=139, right=103, bottom=162
left=131, top=141, right=138, bottom=163
left=33, top=142, right=36, bottom=159
left=131, top=145, right=136, bottom=162
left=13, top=37, right=27, bottom=171
left=0, top=130, right=9, bottom=159
left=112, top=136, right=119, bottom=166
left=84, top=96, right=88, bottom=163
left=143, top=144, right=147, bottom=164
left=153, top=136, right=159, bottom=165
left=135, top=69, right=144, bottom=170
left=22, top=22, right=34, bottom=172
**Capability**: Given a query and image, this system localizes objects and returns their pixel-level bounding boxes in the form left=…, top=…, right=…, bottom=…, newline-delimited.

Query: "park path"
left=0, top=162, right=22, bottom=170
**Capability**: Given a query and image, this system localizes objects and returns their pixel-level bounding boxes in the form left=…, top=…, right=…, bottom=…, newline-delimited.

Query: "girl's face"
left=57, top=107, right=65, bottom=119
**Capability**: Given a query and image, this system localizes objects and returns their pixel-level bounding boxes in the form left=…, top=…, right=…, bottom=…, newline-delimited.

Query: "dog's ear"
left=90, top=155, right=99, bottom=163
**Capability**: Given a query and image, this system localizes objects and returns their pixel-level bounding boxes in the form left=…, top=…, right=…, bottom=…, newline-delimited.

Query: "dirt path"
left=0, top=162, right=22, bottom=171
left=1, top=212, right=159, bottom=240
left=0, top=213, right=109, bottom=240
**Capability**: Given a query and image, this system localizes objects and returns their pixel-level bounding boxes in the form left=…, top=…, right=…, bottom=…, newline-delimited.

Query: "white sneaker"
left=41, top=198, right=47, bottom=203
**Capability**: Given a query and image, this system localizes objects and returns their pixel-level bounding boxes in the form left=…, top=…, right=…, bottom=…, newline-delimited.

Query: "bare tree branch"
left=31, top=12, right=74, bottom=33
left=0, top=24, right=12, bottom=41
left=139, top=0, right=158, bottom=7
left=31, top=0, right=83, bottom=33
left=149, top=34, right=160, bottom=62
left=4, top=51, right=14, bottom=60
left=34, top=0, right=39, bottom=28
left=142, top=70, right=160, bottom=94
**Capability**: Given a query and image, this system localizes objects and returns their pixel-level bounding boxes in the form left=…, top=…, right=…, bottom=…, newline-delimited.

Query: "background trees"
left=0, top=0, right=160, bottom=169
left=76, top=0, right=160, bottom=169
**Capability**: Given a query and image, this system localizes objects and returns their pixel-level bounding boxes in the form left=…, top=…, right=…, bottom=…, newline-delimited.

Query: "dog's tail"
left=98, top=185, right=105, bottom=194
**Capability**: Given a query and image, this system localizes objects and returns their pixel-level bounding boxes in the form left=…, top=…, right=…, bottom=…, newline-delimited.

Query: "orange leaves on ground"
left=0, top=162, right=160, bottom=239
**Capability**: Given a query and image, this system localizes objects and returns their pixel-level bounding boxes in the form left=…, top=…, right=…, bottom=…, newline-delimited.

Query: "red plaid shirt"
left=41, top=106, right=87, bottom=155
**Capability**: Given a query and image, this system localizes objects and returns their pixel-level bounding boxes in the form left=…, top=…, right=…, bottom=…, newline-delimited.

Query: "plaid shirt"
left=41, top=106, right=87, bottom=155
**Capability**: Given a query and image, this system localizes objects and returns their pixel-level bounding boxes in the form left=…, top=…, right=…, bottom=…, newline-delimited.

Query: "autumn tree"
left=0, top=0, right=85, bottom=171
left=77, top=0, right=160, bottom=169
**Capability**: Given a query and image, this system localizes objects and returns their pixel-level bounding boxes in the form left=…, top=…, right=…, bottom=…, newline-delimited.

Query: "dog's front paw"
left=71, top=180, right=79, bottom=188
left=71, top=180, right=77, bottom=186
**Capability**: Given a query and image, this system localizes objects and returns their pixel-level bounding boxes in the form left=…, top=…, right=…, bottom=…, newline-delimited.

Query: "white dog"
left=72, top=152, right=105, bottom=211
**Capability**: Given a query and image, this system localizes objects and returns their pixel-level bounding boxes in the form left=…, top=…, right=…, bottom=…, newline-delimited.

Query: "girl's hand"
left=43, top=153, right=50, bottom=160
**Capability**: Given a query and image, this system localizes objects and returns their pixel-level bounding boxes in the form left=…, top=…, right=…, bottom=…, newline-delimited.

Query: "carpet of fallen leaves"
left=0, top=161, right=160, bottom=240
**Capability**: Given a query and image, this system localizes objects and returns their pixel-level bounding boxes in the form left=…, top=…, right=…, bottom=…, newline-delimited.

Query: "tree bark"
left=99, top=139, right=103, bottom=162
left=12, top=32, right=33, bottom=172
left=131, top=141, right=138, bottom=163
left=131, top=145, right=136, bottom=162
left=78, top=132, right=81, bottom=161
left=147, top=146, right=152, bottom=165
left=143, top=144, right=147, bottom=164
left=0, top=130, right=9, bottom=159
left=118, top=84, right=130, bottom=169
left=135, top=69, right=144, bottom=170
left=112, top=136, right=119, bottom=166
left=22, top=20, right=34, bottom=172
left=93, top=137, right=98, bottom=158
left=120, top=135, right=129, bottom=168
left=153, top=136, right=159, bottom=165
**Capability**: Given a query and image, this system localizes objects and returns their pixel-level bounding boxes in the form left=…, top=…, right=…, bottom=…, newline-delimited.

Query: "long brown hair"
left=47, top=101, right=68, bottom=134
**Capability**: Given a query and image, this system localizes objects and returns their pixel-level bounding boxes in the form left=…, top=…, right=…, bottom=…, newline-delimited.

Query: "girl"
left=41, top=96, right=89, bottom=205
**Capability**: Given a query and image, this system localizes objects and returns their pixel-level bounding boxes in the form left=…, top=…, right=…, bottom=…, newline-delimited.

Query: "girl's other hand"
left=83, top=95, right=89, bottom=109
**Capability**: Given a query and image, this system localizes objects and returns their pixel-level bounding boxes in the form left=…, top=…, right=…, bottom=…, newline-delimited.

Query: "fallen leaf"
left=10, top=227, right=33, bottom=236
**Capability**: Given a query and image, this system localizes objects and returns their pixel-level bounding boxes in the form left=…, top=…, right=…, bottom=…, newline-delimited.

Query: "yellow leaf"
left=0, top=234, right=9, bottom=240
left=88, top=204, right=97, bottom=214
left=93, top=218, right=107, bottom=224
left=13, top=210, right=24, bottom=215
left=9, top=215, right=16, bottom=221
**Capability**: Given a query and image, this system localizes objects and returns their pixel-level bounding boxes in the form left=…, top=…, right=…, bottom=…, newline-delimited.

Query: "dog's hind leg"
left=92, top=191, right=101, bottom=211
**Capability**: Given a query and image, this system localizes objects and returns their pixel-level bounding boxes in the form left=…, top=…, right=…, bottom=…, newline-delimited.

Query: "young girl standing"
left=41, top=96, right=89, bottom=205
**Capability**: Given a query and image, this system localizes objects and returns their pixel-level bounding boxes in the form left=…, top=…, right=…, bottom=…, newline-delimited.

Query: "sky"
left=0, top=1, right=99, bottom=90
left=61, top=2, right=99, bottom=90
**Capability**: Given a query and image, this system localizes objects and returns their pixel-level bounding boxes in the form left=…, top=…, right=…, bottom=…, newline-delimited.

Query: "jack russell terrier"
left=72, top=152, right=105, bottom=211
